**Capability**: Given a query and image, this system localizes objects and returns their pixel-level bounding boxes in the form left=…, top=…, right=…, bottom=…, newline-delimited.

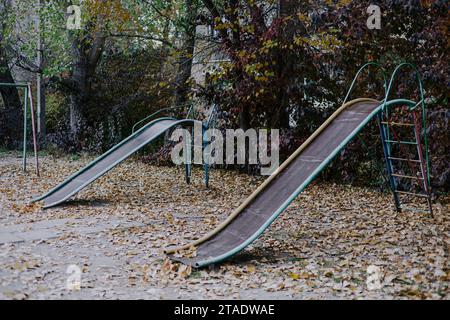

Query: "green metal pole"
left=203, top=124, right=209, bottom=188
left=343, top=62, right=387, bottom=105
left=183, top=127, right=191, bottom=184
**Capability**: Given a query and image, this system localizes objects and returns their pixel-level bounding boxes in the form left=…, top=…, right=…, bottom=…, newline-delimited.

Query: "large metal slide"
left=166, top=98, right=384, bottom=267
left=166, top=62, right=433, bottom=268
left=35, top=62, right=431, bottom=268
left=35, top=118, right=199, bottom=208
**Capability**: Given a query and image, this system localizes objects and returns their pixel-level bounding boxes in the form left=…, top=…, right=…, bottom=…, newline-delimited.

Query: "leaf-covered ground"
left=0, top=154, right=448, bottom=299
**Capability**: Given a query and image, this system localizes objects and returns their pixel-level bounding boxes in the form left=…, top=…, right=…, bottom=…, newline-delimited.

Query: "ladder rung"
left=388, top=157, right=421, bottom=163
left=384, top=140, right=418, bottom=145
left=395, top=190, right=429, bottom=198
left=391, top=173, right=423, bottom=180
left=401, top=206, right=432, bottom=214
left=382, top=121, right=415, bottom=127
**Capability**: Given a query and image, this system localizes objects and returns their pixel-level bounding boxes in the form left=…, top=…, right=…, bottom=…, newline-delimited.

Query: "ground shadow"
left=57, top=198, right=112, bottom=208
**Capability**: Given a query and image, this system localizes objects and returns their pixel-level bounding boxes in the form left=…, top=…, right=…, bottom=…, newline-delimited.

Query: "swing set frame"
left=0, top=82, right=40, bottom=176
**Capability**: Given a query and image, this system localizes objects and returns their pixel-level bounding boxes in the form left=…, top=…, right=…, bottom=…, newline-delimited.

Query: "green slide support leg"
left=183, top=127, right=191, bottom=184
left=378, top=112, right=401, bottom=212
left=203, top=125, right=210, bottom=188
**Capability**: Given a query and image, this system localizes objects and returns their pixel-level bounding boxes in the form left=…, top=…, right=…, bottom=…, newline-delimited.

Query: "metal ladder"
left=379, top=107, right=433, bottom=216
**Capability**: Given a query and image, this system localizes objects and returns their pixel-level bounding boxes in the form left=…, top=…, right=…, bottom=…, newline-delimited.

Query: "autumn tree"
left=196, top=0, right=344, bottom=131
left=173, top=0, right=200, bottom=107
left=57, top=0, right=137, bottom=144
left=320, top=0, right=449, bottom=189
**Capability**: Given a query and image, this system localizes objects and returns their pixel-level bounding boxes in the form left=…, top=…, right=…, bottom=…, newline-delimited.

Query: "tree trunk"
left=239, top=107, right=251, bottom=131
left=0, top=45, right=22, bottom=148
left=174, top=0, right=197, bottom=108
left=67, top=28, right=105, bottom=147
left=275, top=0, right=299, bottom=129
left=68, top=35, right=88, bottom=142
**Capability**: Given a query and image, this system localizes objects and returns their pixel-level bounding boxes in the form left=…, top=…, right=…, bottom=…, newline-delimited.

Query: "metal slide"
left=35, top=118, right=198, bottom=209
left=167, top=98, right=384, bottom=267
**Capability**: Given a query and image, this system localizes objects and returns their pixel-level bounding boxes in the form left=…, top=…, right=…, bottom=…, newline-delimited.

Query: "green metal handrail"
left=0, top=82, right=29, bottom=87
left=132, top=104, right=191, bottom=134
left=343, top=62, right=388, bottom=105
left=130, top=101, right=217, bottom=188
left=342, top=62, right=390, bottom=191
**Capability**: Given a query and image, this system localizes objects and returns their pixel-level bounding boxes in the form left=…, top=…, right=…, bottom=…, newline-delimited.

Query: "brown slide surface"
left=169, top=99, right=381, bottom=267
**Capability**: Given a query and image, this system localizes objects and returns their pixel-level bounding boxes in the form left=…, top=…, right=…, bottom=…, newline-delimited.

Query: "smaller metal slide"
left=166, top=98, right=384, bottom=268
left=35, top=118, right=198, bottom=209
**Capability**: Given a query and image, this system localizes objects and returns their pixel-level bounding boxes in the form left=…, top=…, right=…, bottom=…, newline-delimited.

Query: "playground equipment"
left=33, top=62, right=433, bottom=267
left=0, top=82, right=40, bottom=176
left=165, top=62, right=433, bottom=268
left=34, top=104, right=216, bottom=208
left=378, top=63, right=432, bottom=215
